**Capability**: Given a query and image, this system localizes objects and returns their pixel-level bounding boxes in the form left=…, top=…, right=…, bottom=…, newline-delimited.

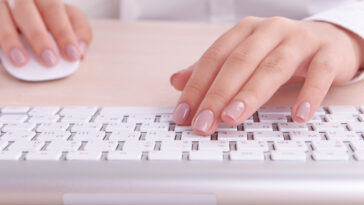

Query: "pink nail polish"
left=193, top=109, right=214, bottom=132
left=296, top=102, right=311, bottom=121
left=79, top=41, right=88, bottom=55
left=9, top=48, right=26, bottom=66
left=172, top=103, right=190, bottom=124
left=65, top=44, right=81, bottom=61
left=222, top=101, right=245, bottom=121
left=41, top=49, right=57, bottom=67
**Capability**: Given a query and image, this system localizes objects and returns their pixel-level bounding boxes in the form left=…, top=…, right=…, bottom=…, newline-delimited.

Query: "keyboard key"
left=1, top=106, right=29, bottom=114
left=253, top=131, right=284, bottom=141
left=28, top=115, right=59, bottom=123
left=189, top=151, right=223, bottom=160
left=100, top=107, right=173, bottom=115
left=105, top=123, right=136, bottom=132
left=123, top=141, right=155, bottom=151
left=159, top=114, right=173, bottom=123
left=181, top=131, right=211, bottom=141
left=127, top=114, right=156, bottom=123
left=312, top=122, right=345, bottom=132
left=0, top=151, right=22, bottom=160
left=216, top=123, right=238, bottom=131
left=198, top=141, right=230, bottom=151
left=60, top=106, right=98, bottom=116
left=236, top=141, right=268, bottom=152
left=61, top=115, right=92, bottom=123
left=26, top=151, right=62, bottom=160
left=271, top=151, right=306, bottom=161
left=325, top=131, right=359, bottom=141
left=274, top=141, right=308, bottom=152
left=174, top=125, right=193, bottom=132
left=328, top=106, right=359, bottom=115
left=139, top=123, right=170, bottom=132
left=325, top=114, right=358, bottom=123
left=107, top=151, right=142, bottom=160
left=94, top=115, right=124, bottom=123
left=108, top=131, right=141, bottom=141
left=306, top=115, right=322, bottom=123
left=67, top=151, right=102, bottom=160
left=2, top=123, right=36, bottom=132
left=71, top=123, right=103, bottom=132
left=29, top=107, right=60, bottom=116
left=258, top=114, right=287, bottom=123
left=0, top=141, right=8, bottom=151
left=244, top=123, right=273, bottom=132
left=258, top=106, right=291, bottom=115
left=144, top=131, right=176, bottom=141
left=8, top=141, right=44, bottom=152
left=1, top=131, right=36, bottom=141
left=0, top=115, right=27, bottom=123
left=289, top=131, right=322, bottom=141
left=312, top=151, right=349, bottom=161
left=350, top=141, right=364, bottom=152
left=72, top=131, right=106, bottom=141
left=160, top=141, right=192, bottom=152
left=83, top=141, right=118, bottom=151
left=277, top=123, right=308, bottom=132
left=46, top=140, right=81, bottom=152
left=347, top=122, right=364, bottom=132
left=37, top=131, right=71, bottom=141
left=148, top=151, right=183, bottom=160
left=217, top=131, right=247, bottom=141
left=354, top=151, right=364, bottom=161
left=37, top=123, right=69, bottom=132
left=312, top=141, right=347, bottom=152
left=230, top=151, right=264, bottom=160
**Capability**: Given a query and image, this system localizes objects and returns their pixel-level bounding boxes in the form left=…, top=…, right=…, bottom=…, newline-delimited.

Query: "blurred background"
left=64, top=0, right=358, bottom=23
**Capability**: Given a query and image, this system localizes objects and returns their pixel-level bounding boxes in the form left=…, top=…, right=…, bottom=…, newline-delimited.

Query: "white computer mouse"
left=0, top=34, right=80, bottom=82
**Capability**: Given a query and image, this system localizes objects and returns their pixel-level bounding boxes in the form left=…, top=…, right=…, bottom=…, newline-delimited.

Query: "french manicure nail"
left=79, top=41, right=88, bottom=55
left=9, top=48, right=26, bottom=66
left=172, top=103, right=190, bottom=124
left=296, top=101, right=311, bottom=121
left=222, top=101, right=245, bottom=121
left=193, top=109, right=214, bottom=132
left=41, top=49, right=57, bottom=67
left=65, top=44, right=81, bottom=61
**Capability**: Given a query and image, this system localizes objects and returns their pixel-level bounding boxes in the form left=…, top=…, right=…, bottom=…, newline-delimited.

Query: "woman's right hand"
left=0, top=0, right=92, bottom=67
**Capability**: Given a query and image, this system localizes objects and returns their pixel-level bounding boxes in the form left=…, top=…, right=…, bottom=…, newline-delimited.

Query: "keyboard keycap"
left=105, top=123, right=136, bottom=132
left=46, top=140, right=81, bottom=152
left=107, top=151, right=142, bottom=160
left=325, top=131, right=359, bottom=141
left=60, top=106, right=98, bottom=116
left=67, top=151, right=102, bottom=160
left=312, top=141, right=347, bottom=152
left=253, top=131, right=284, bottom=141
left=84, top=141, right=118, bottom=151
left=347, top=122, right=364, bottom=132
left=61, top=115, right=92, bottom=123
left=94, top=115, right=124, bottom=123
left=26, top=151, right=62, bottom=160
left=160, top=141, right=192, bottom=152
left=198, top=141, right=230, bottom=151
left=144, top=131, right=176, bottom=141
left=29, top=107, right=60, bottom=116
left=216, top=123, right=238, bottom=131
left=274, top=141, right=308, bottom=152
left=312, top=151, right=349, bottom=161
left=2, top=106, right=29, bottom=114
left=28, top=115, right=59, bottom=123
left=37, top=131, right=71, bottom=141
left=244, top=123, right=273, bottom=132
left=0, top=151, right=22, bottom=160
left=271, top=151, right=306, bottom=161
left=325, top=114, right=358, bottom=123
left=230, top=151, right=264, bottom=160
left=2, top=123, right=36, bottom=132
left=71, top=123, right=103, bottom=132
left=259, top=114, right=287, bottom=123
left=108, top=131, right=141, bottom=141
left=148, top=151, right=183, bottom=160
left=0, top=115, right=27, bottom=123
left=236, top=141, right=268, bottom=152
left=123, top=141, right=155, bottom=151
left=258, top=106, right=291, bottom=115
left=181, top=131, right=211, bottom=141
left=189, top=151, right=223, bottom=160
left=312, top=122, right=345, bottom=132
left=8, top=141, right=44, bottom=152
left=37, top=123, right=69, bottom=132
left=277, top=123, right=308, bottom=132
left=174, top=125, right=193, bottom=132
left=72, top=131, right=106, bottom=141
left=139, top=123, right=170, bottom=132
left=217, top=131, right=247, bottom=141
left=289, top=131, right=322, bottom=141
left=328, top=106, right=359, bottom=115
left=127, top=114, right=156, bottom=123
left=1, top=131, right=36, bottom=141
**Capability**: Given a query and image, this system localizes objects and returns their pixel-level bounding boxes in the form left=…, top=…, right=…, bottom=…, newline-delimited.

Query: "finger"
left=191, top=21, right=288, bottom=135
left=0, top=0, right=28, bottom=67
left=291, top=47, right=337, bottom=122
left=221, top=38, right=320, bottom=126
left=65, top=4, right=92, bottom=56
left=170, top=63, right=195, bottom=91
left=172, top=17, right=262, bottom=125
left=11, top=0, right=59, bottom=67
left=35, top=0, right=81, bottom=61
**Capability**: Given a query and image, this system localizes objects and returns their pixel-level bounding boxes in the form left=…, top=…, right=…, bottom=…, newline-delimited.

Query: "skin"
left=0, top=0, right=92, bottom=67
left=170, top=16, right=364, bottom=136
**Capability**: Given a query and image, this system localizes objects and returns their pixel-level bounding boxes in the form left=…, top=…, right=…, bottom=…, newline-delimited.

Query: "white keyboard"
left=0, top=105, right=364, bottom=161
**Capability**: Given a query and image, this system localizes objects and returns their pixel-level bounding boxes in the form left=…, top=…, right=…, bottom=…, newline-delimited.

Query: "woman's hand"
left=170, top=16, right=364, bottom=136
left=0, top=0, right=92, bottom=67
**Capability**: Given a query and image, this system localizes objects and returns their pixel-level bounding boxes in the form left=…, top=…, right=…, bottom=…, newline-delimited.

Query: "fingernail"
left=222, top=101, right=245, bottom=121
left=65, top=44, right=81, bottom=61
left=172, top=103, right=190, bottom=124
left=79, top=41, right=88, bottom=55
left=193, top=109, right=214, bottom=133
left=9, top=48, right=26, bottom=66
left=41, top=49, right=58, bottom=67
left=296, top=101, right=311, bottom=121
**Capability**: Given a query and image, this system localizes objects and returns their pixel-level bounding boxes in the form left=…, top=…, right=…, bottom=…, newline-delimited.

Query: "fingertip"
left=40, top=48, right=59, bottom=68
left=64, top=43, right=81, bottom=61
left=8, top=47, right=28, bottom=67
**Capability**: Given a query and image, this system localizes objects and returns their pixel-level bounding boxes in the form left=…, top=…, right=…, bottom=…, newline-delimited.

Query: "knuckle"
left=205, top=89, right=228, bottom=107
left=228, top=47, right=252, bottom=65
left=201, top=44, right=224, bottom=63
left=260, top=52, right=286, bottom=73
left=183, top=81, right=204, bottom=97
left=312, top=58, right=336, bottom=73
